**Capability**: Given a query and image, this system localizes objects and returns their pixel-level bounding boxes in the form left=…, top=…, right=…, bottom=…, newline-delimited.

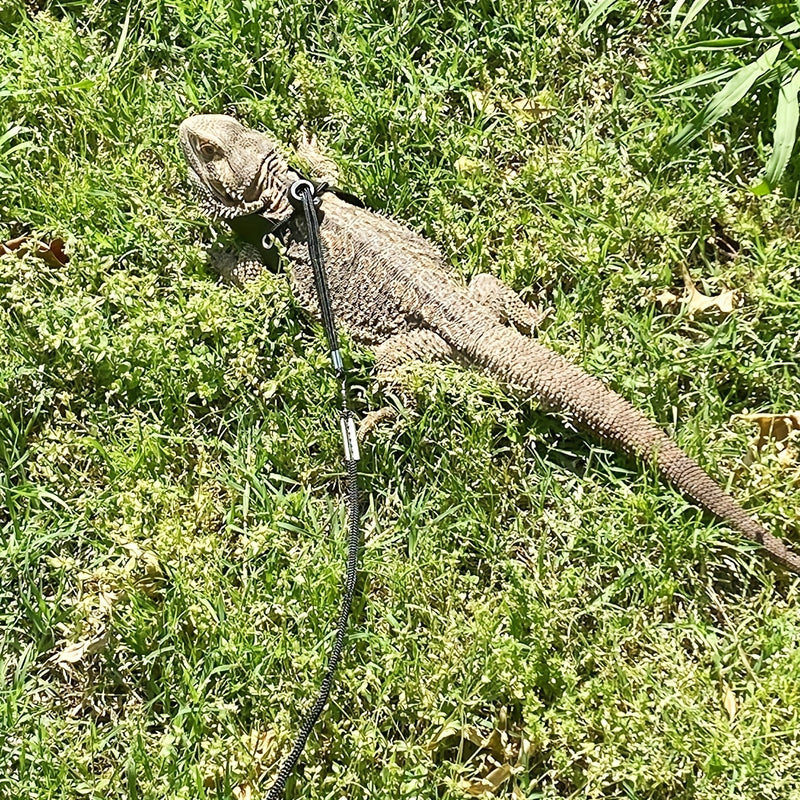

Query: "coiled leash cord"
left=265, top=180, right=361, bottom=800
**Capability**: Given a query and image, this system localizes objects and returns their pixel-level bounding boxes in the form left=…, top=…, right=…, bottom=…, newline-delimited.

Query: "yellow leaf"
left=468, top=90, right=499, bottom=116
left=505, top=96, right=556, bottom=122
left=722, top=683, right=737, bottom=721
left=455, top=156, right=482, bottom=175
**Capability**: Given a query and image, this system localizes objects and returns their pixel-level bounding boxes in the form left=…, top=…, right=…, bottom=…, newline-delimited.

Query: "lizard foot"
left=358, top=406, right=399, bottom=440
left=359, top=329, right=461, bottom=439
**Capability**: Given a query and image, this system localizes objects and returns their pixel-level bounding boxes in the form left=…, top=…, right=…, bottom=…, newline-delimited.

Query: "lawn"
left=1, top=1, right=799, bottom=798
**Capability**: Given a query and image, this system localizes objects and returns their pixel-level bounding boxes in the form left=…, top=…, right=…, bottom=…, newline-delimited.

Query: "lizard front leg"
left=211, top=243, right=268, bottom=285
left=360, top=329, right=461, bottom=438
left=468, top=273, right=545, bottom=334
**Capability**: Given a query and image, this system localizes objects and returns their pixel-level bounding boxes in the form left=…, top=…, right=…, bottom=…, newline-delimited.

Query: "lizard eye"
left=197, top=140, right=219, bottom=161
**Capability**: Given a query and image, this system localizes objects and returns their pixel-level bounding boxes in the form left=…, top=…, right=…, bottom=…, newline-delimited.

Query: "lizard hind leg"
left=373, top=329, right=460, bottom=373
left=468, top=273, right=544, bottom=335
left=359, top=329, right=460, bottom=438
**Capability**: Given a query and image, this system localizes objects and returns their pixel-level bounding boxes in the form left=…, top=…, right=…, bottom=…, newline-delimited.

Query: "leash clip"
left=340, top=413, right=360, bottom=462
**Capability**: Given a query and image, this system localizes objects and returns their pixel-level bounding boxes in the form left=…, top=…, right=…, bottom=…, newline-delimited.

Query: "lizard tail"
left=654, top=437, right=800, bottom=571
left=457, top=320, right=800, bottom=573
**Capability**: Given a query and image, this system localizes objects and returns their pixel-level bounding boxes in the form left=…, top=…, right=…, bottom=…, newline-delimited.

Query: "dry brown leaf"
left=37, top=238, right=68, bottom=267
left=202, top=771, right=218, bottom=789
left=232, top=784, right=253, bottom=800
left=243, top=729, right=277, bottom=764
left=722, top=683, right=737, bottom=722
left=143, top=552, right=162, bottom=577
left=482, top=728, right=508, bottom=759
left=684, top=283, right=736, bottom=316
left=496, top=706, right=508, bottom=731
left=430, top=709, right=528, bottom=797
left=469, top=90, right=499, bottom=116
left=0, top=234, right=26, bottom=253
left=655, top=289, right=679, bottom=308
left=735, top=412, right=800, bottom=452
left=121, top=541, right=144, bottom=559
left=137, top=555, right=164, bottom=597
left=206, top=729, right=277, bottom=797
left=0, top=234, right=68, bottom=266
left=56, top=640, right=93, bottom=665
left=121, top=542, right=165, bottom=595
left=461, top=763, right=513, bottom=796
left=97, top=590, right=118, bottom=615
left=55, top=632, right=108, bottom=667
left=234, top=788, right=251, bottom=800
left=516, top=736, right=532, bottom=768
left=461, top=724, right=485, bottom=749
left=655, top=264, right=737, bottom=317
left=427, top=721, right=462, bottom=749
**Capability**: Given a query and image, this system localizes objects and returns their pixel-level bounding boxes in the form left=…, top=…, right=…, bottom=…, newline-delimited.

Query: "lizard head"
left=178, top=114, right=293, bottom=220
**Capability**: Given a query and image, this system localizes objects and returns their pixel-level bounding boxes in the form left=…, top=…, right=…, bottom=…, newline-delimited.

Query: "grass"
left=1, top=1, right=799, bottom=798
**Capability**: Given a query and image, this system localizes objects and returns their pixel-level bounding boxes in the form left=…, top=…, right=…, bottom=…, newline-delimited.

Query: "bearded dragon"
left=178, top=113, right=799, bottom=573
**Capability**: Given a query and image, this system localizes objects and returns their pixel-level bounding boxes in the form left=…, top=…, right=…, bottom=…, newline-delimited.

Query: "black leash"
left=264, top=180, right=361, bottom=800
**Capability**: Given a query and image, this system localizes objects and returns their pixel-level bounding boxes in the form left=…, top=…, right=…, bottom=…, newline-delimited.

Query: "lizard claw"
left=357, top=406, right=398, bottom=440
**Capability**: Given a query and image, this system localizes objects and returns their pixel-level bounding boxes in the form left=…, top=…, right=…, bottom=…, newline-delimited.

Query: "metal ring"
left=288, top=179, right=315, bottom=209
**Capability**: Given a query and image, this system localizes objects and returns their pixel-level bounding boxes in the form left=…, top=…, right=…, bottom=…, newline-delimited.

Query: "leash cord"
left=264, top=180, right=361, bottom=800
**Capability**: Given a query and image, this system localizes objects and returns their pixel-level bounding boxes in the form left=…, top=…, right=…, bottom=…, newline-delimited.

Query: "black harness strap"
left=230, top=173, right=363, bottom=272
left=264, top=180, right=361, bottom=800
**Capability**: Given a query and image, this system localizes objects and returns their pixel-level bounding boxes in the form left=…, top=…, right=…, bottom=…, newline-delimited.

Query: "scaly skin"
left=179, top=113, right=800, bottom=573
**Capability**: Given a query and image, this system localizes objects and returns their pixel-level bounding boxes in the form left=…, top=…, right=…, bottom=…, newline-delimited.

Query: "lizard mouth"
left=241, top=154, right=270, bottom=203
left=191, top=152, right=271, bottom=211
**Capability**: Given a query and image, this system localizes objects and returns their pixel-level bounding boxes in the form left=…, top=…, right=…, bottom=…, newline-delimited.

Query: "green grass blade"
left=669, top=0, right=688, bottom=29
left=0, top=123, right=27, bottom=150
left=654, top=66, right=737, bottom=97
left=108, top=6, right=132, bottom=71
left=669, top=42, right=783, bottom=151
left=679, top=37, right=753, bottom=50
left=0, top=125, right=33, bottom=179
left=764, top=67, right=800, bottom=189
left=676, top=0, right=711, bottom=38
left=579, top=0, right=623, bottom=34
left=779, top=20, right=800, bottom=35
